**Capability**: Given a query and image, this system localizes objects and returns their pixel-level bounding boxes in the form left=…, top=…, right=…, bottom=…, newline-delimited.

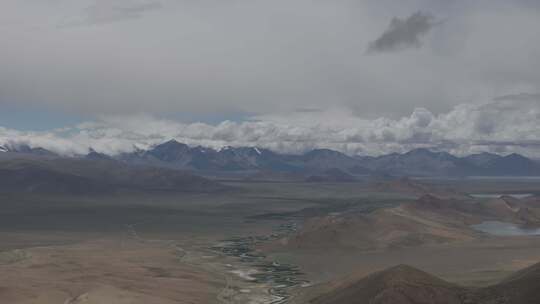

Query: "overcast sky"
left=1, top=0, right=540, bottom=156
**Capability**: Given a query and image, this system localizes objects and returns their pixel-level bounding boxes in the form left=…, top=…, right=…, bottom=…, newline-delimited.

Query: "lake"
left=469, top=193, right=533, bottom=199
left=472, top=221, right=540, bottom=236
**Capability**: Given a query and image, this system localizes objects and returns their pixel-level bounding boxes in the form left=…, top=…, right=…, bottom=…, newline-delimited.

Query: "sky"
left=1, top=0, right=540, bottom=156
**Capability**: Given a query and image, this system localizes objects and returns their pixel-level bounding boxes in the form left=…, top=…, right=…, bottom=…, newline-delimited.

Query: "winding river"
left=211, top=222, right=308, bottom=304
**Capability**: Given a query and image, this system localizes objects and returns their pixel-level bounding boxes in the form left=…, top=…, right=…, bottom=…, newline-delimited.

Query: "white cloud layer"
left=1, top=99, right=539, bottom=157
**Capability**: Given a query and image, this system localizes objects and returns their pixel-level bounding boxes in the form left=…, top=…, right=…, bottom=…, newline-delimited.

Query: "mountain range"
left=2, top=140, right=540, bottom=177
left=0, top=156, right=226, bottom=195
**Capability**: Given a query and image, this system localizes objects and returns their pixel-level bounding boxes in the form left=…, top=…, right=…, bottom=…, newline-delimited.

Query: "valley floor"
left=1, top=179, right=540, bottom=303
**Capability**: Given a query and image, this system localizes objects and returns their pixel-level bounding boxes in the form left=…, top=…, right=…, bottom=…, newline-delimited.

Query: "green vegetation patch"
left=0, top=249, right=31, bottom=264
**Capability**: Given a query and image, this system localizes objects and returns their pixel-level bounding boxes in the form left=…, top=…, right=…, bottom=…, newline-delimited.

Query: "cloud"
left=2, top=100, right=540, bottom=158
left=65, top=0, right=162, bottom=26
left=493, top=92, right=540, bottom=102
left=367, top=11, right=437, bottom=53
left=1, top=1, right=540, bottom=118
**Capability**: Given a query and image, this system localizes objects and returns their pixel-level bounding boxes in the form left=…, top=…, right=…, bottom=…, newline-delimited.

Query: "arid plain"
left=1, top=178, right=540, bottom=304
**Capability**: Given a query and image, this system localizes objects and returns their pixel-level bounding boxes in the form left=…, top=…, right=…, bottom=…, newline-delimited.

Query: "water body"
left=466, top=176, right=540, bottom=181
left=472, top=221, right=540, bottom=236
left=469, top=193, right=533, bottom=199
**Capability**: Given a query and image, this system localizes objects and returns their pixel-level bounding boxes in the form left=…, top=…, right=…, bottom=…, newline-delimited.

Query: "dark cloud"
left=367, top=11, right=437, bottom=53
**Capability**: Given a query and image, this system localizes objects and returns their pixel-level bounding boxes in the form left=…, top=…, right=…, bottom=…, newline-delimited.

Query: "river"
left=211, top=222, right=309, bottom=304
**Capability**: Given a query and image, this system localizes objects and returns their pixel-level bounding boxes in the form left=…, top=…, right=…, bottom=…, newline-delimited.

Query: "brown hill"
left=402, top=194, right=483, bottom=225
left=307, top=264, right=466, bottom=304
left=372, top=177, right=465, bottom=199
left=407, top=194, right=472, bottom=212
left=472, top=260, right=540, bottom=304
left=276, top=202, right=476, bottom=252
left=407, top=194, right=540, bottom=227
left=303, top=262, right=540, bottom=304
left=474, top=196, right=540, bottom=227
left=271, top=194, right=540, bottom=254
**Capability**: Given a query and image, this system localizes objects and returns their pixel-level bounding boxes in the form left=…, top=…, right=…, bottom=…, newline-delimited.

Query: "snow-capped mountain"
left=4, top=140, right=540, bottom=177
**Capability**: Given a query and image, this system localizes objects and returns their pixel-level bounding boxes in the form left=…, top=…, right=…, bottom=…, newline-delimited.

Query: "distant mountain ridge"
left=0, top=157, right=227, bottom=195
left=3, top=140, right=540, bottom=177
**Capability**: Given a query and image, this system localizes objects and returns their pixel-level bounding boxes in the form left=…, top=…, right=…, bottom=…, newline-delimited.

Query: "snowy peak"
left=0, top=143, right=56, bottom=156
